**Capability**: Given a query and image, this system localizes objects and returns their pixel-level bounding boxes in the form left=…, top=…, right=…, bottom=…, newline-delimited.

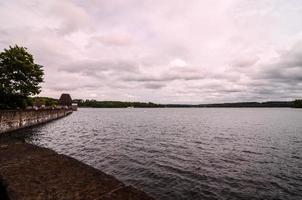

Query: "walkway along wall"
left=0, top=109, right=72, bottom=134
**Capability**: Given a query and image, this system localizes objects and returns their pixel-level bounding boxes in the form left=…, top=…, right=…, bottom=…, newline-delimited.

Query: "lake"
left=2, top=108, right=302, bottom=200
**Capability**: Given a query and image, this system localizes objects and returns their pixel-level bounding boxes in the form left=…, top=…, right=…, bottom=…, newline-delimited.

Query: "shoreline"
left=0, top=143, right=154, bottom=200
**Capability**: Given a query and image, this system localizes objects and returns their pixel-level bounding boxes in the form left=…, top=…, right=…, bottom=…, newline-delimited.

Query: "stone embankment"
left=0, top=143, right=154, bottom=200
left=0, top=109, right=72, bottom=134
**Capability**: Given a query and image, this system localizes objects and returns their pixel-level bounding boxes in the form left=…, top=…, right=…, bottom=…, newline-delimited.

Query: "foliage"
left=0, top=45, right=44, bottom=109
left=198, top=101, right=293, bottom=108
left=32, top=97, right=58, bottom=107
left=74, top=99, right=296, bottom=108
left=293, top=99, right=302, bottom=108
left=76, top=99, right=161, bottom=108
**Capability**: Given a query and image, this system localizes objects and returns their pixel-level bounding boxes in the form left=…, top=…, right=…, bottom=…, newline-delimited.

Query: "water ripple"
left=2, top=108, right=302, bottom=200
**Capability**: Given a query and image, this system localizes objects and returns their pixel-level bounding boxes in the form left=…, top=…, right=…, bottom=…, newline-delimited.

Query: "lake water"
left=2, top=108, right=302, bottom=199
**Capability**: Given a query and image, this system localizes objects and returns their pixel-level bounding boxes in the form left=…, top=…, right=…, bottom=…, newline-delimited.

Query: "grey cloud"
left=231, top=56, right=259, bottom=68
left=278, top=42, right=302, bottom=67
left=50, top=1, right=92, bottom=35
left=59, top=59, right=140, bottom=75
left=142, top=83, right=166, bottom=89
left=123, top=66, right=205, bottom=82
left=48, top=84, right=100, bottom=92
left=90, top=35, right=133, bottom=46
left=1, top=0, right=302, bottom=102
left=219, top=39, right=302, bottom=102
left=184, top=85, right=244, bottom=95
left=262, top=67, right=302, bottom=83
left=256, top=41, right=302, bottom=83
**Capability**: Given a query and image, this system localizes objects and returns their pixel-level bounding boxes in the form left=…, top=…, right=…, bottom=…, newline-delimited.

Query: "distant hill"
left=74, top=99, right=160, bottom=108
left=29, top=98, right=300, bottom=108
left=197, top=101, right=293, bottom=108
left=73, top=99, right=297, bottom=108
left=293, top=99, right=302, bottom=108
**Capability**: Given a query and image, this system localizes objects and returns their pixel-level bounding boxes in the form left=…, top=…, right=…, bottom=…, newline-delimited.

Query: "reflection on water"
left=1, top=108, right=302, bottom=200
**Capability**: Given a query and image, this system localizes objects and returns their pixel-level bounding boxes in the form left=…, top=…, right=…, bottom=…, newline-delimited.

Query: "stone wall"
left=0, top=109, right=72, bottom=134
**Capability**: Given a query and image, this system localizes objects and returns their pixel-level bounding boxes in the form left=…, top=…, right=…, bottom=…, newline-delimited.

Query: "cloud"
left=59, top=59, right=139, bottom=75
left=231, top=56, right=259, bottom=68
left=142, top=83, right=166, bottom=89
left=1, top=0, right=302, bottom=103
left=255, top=40, right=302, bottom=83
left=122, top=66, right=205, bottom=82
left=90, top=35, right=133, bottom=46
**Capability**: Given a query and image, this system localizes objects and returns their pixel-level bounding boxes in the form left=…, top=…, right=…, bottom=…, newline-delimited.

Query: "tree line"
left=74, top=99, right=302, bottom=108
left=74, top=99, right=161, bottom=108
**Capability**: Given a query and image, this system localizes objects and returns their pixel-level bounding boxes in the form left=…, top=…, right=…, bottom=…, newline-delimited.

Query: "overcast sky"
left=1, top=0, right=302, bottom=103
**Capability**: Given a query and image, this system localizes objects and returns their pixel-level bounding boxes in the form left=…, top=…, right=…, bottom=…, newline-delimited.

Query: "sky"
left=1, top=0, right=302, bottom=104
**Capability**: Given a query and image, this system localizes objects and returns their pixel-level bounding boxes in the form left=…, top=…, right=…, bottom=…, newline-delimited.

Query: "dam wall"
left=0, top=109, right=72, bottom=134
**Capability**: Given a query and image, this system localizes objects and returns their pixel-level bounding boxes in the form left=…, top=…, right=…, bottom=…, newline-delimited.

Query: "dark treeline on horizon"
left=72, top=99, right=302, bottom=108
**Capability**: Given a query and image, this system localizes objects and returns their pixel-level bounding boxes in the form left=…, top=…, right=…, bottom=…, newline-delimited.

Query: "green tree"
left=293, top=99, right=302, bottom=108
left=0, top=45, right=44, bottom=109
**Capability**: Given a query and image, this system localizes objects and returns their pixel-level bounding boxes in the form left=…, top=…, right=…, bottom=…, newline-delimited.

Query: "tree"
left=0, top=45, right=44, bottom=109
left=293, top=99, right=302, bottom=108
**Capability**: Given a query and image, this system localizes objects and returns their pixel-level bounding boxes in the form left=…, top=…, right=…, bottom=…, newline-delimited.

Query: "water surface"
left=2, top=108, right=302, bottom=200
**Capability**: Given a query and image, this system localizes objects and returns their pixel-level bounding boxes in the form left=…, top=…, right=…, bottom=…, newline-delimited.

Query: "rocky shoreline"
left=0, top=143, right=154, bottom=200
